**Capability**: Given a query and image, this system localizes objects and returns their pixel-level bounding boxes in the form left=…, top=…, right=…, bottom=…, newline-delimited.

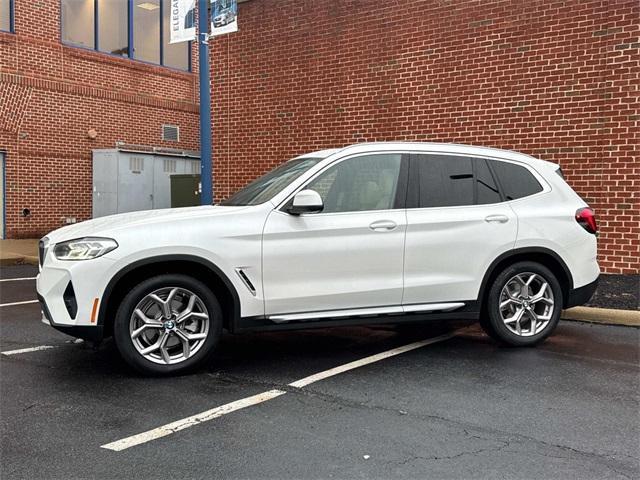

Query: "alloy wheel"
left=129, top=287, right=210, bottom=365
left=498, top=272, right=555, bottom=337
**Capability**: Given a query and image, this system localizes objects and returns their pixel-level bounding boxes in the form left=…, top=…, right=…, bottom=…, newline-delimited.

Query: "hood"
left=44, top=205, right=249, bottom=243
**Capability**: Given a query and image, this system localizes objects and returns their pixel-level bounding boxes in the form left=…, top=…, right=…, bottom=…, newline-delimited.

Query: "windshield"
left=221, top=157, right=322, bottom=206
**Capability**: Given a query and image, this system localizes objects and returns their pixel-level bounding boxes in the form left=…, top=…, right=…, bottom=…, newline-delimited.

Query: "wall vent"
left=129, top=156, right=144, bottom=173
left=163, top=159, right=177, bottom=173
left=190, top=161, right=200, bottom=174
left=162, top=124, right=179, bottom=142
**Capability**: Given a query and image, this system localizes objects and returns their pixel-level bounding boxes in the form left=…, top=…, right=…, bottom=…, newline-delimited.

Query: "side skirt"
left=236, top=302, right=480, bottom=333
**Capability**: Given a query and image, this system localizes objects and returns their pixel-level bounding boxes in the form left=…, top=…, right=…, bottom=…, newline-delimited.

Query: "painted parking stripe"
left=0, top=277, right=37, bottom=283
left=1, top=345, right=58, bottom=356
left=288, top=332, right=456, bottom=388
left=101, top=331, right=458, bottom=452
left=0, top=300, right=39, bottom=307
left=101, top=389, right=287, bottom=452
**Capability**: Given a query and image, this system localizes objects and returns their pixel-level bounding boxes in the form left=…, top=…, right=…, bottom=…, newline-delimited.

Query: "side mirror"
left=287, top=189, right=324, bottom=215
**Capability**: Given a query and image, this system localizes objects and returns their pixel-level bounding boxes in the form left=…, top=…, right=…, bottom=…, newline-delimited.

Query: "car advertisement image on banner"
left=169, top=0, right=197, bottom=43
left=211, top=0, right=238, bottom=36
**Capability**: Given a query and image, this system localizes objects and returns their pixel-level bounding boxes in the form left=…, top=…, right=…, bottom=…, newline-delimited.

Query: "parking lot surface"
left=1, top=265, right=639, bottom=479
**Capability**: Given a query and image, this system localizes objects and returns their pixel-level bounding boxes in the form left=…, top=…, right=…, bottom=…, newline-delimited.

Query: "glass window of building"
left=60, top=0, right=191, bottom=70
left=98, top=0, right=128, bottom=57
left=0, top=0, right=12, bottom=32
left=61, top=0, right=95, bottom=48
left=133, top=0, right=160, bottom=64
left=162, top=0, right=189, bottom=70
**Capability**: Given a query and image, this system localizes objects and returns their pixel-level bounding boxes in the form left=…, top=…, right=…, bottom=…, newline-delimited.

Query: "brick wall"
left=0, top=1, right=200, bottom=239
left=210, top=0, right=639, bottom=274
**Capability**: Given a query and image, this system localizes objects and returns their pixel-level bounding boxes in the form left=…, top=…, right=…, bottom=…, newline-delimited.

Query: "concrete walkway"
left=0, top=239, right=39, bottom=266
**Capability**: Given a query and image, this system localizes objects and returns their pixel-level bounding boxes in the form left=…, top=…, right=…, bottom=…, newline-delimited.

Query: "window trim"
left=59, top=0, right=192, bottom=72
left=406, top=152, right=550, bottom=211
left=276, top=151, right=410, bottom=216
left=1, top=0, right=14, bottom=33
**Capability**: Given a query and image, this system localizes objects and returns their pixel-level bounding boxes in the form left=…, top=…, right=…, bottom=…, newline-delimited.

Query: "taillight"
left=575, top=207, right=597, bottom=234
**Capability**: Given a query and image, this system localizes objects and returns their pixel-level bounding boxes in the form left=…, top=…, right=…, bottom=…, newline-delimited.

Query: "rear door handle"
left=485, top=214, right=509, bottom=223
left=369, top=220, right=397, bottom=231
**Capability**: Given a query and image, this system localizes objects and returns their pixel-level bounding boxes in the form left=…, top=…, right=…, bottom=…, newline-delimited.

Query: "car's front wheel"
left=113, top=274, right=222, bottom=375
left=482, top=261, right=563, bottom=346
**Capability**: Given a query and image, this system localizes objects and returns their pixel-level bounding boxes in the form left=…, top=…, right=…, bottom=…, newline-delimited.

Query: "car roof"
left=303, top=142, right=557, bottom=171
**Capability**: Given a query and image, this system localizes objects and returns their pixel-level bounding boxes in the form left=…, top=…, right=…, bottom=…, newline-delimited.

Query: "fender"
left=97, top=254, right=241, bottom=332
left=477, top=247, right=574, bottom=309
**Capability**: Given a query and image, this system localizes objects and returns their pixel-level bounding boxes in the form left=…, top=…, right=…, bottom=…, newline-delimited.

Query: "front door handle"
left=369, top=220, right=397, bottom=231
left=485, top=214, right=509, bottom=223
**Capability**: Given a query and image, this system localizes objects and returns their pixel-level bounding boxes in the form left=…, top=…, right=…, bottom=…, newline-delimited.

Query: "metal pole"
left=198, top=0, right=213, bottom=205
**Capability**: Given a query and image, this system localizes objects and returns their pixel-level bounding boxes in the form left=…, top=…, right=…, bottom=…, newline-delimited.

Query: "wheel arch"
left=98, top=255, right=241, bottom=337
left=478, top=247, right=574, bottom=311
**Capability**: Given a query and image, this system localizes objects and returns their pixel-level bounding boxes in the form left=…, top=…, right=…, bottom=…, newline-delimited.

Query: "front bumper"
left=37, top=253, right=116, bottom=342
left=38, top=294, right=104, bottom=342
left=565, top=276, right=599, bottom=309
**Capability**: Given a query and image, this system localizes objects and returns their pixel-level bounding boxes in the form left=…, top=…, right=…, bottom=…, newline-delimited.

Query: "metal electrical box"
left=92, top=149, right=201, bottom=218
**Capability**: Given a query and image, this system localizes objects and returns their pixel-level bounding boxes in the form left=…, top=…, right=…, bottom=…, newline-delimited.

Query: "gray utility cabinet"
left=92, top=149, right=201, bottom=218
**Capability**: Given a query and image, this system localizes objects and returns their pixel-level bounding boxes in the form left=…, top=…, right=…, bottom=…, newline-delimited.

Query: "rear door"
left=402, top=154, right=517, bottom=306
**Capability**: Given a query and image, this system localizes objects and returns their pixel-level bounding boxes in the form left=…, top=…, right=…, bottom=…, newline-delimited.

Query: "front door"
left=262, top=153, right=408, bottom=317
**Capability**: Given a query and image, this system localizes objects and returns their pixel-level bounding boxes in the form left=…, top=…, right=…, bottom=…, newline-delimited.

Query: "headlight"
left=53, top=237, right=118, bottom=261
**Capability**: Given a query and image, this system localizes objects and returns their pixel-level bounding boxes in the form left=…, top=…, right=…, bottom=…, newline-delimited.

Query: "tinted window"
left=162, top=0, right=189, bottom=70
left=305, top=154, right=402, bottom=213
left=490, top=160, right=543, bottom=200
left=416, top=155, right=474, bottom=208
left=475, top=159, right=501, bottom=204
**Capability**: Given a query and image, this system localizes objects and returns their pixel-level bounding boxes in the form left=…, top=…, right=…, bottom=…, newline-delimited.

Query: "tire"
left=481, top=261, right=563, bottom=347
left=113, top=274, right=222, bottom=376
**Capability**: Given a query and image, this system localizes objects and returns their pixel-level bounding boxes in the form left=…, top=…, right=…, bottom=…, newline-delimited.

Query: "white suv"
left=37, top=143, right=600, bottom=375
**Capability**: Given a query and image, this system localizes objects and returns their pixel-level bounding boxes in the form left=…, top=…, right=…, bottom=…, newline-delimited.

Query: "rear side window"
left=413, top=155, right=502, bottom=207
left=489, top=160, right=543, bottom=200
left=475, top=159, right=501, bottom=204
left=415, top=155, right=474, bottom=208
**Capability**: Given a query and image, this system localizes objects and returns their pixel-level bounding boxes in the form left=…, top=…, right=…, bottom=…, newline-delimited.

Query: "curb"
left=562, top=306, right=640, bottom=327
left=0, top=255, right=39, bottom=267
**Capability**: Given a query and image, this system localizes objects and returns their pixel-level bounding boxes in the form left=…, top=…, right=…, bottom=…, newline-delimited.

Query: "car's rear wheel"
left=482, top=261, right=563, bottom=346
left=113, top=274, right=222, bottom=375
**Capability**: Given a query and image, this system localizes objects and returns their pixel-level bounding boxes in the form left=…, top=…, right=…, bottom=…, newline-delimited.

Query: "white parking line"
left=101, top=389, right=287, bottom=451
left=0, top=300, right=39, bottom=307
left=0, top=277, right=37, bottom=282
left=1, top=345, right=58, bottom=356
left=101, top=331, right=458, bottom=452
left=288, top=332, right=455, bottom=388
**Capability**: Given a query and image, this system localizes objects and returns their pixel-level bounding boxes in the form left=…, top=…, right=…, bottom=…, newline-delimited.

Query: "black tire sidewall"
left=486, top=261, right=563, bottom=346
left=113, top=274, right=222, bottom=375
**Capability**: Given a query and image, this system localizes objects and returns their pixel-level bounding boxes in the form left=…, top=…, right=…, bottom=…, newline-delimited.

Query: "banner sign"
left=169, top=0, right=197, bottom=44
left=210, top=0, right=238, bottom=37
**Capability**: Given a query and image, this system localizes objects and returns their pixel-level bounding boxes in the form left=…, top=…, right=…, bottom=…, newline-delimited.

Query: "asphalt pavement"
left=1, top=265, right=639, bottom=479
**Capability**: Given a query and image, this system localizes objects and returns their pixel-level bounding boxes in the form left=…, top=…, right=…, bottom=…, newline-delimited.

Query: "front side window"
left=304, top=154, right=403, bottom=213
left=0, top=0, right=13, bottom=32
left=489, top=160, right=543, bottom=200
left=61, top=0, right=191, bottom=71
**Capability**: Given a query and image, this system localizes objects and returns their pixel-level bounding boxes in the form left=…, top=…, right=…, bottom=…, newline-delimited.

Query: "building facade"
left=0, top=0, right=200, bottom=239
left=0, top=0, right=638, bottom=274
